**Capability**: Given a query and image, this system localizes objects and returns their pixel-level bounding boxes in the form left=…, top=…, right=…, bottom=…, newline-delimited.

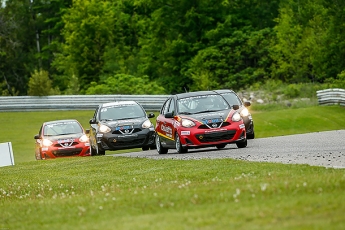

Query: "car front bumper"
left=178, top=123, right=246, bottom=148
left=97, top=130, right=156, bottom=150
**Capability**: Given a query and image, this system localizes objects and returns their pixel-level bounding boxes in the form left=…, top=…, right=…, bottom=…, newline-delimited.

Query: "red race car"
left=155, top=91, right=247, bottom=154
left=34, top=119, right=90, bottom=160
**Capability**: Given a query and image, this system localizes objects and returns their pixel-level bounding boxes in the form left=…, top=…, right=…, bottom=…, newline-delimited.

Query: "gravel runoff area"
left=111, top=130, right=345, bottom=169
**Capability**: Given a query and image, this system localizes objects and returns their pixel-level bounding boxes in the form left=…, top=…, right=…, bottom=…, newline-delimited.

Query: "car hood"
left=179, top=109, right=233, bottom=122
left=100, top=117, right=147, bottom=128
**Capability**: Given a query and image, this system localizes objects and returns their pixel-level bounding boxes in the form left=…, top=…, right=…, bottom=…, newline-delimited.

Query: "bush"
left=28, top=70, right=58, bottom=96
left=85, top=74, right=166, bottom=95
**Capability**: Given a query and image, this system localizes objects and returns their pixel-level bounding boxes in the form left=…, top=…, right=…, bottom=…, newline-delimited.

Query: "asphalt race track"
left=111, top=130, right=345, bottom=169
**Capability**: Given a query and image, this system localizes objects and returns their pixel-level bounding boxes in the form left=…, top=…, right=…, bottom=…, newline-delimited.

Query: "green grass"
left=1, top=105, right=345, bottom=229
left=1, top=157, right=345, bottom=230
left=252, top=105, right=345, bottom=137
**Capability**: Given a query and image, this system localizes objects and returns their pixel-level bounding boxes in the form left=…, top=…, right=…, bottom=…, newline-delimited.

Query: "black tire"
left=236, top=139, right=247, bottom=148
left=247, top=131, right=255, bottom=139
left=216, top=144, right=226, bottom=149
left=175, top=133, right=188, bottom=154
left=97, top=144, right=106, bottom=155
left=142, top=146, right=150, bottom=151
left=90, top=145, right=97, bottom=156
left=156, top=134, right=168, bottom=154
left=91, top=143, right=105, bottom=155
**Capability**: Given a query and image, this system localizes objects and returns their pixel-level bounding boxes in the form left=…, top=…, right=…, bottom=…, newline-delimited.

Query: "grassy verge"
left=1, top=157, right=345, bottom=230
left=1, top=105, right=345, bottom=229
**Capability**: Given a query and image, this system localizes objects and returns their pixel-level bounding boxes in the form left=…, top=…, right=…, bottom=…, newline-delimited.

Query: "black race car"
left=89, top=101, right=156, bottom=155
left=213, top=89, right=255, bottom=139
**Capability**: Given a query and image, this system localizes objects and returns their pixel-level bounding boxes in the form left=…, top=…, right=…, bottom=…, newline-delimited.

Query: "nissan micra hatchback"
left=155, top=91, right=247, bottom=154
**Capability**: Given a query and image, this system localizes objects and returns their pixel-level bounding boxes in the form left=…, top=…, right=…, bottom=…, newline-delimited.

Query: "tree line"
left=1, top=0, right=345, bottom=96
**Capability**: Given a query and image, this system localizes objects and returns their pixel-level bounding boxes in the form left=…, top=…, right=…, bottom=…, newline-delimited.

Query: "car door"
left=156, top=98, right=176, bottom=147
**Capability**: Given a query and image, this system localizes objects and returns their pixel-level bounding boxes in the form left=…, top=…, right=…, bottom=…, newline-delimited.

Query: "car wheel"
left=142, top=146, right=149, bottom=151
left=175, top=133, right=188, bottom=154
left=236, top=139, right=247, bottom=148
left=156, top=134, right=168, bottom=154
left=97, top=144, right=106, bottom=155
left=216, top=144, right=226, bottom=149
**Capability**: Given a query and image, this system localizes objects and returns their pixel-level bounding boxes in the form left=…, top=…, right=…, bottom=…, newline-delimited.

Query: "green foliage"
left=85, top=74, right=166, bottom=95
left=27, top=69, right=59, bottom=96
left=53, top=0, right=117, bottom=89
left=0, top=81, right=19, bottom=96
left=283, top=84, right=301, bottom=98
left=2, top=0, right=345, bottom=95
left=270, top=0, right=345, bottom=84
left=64, top=74, right=81, bottom=95
left=324, top=70, right=345, bottom=89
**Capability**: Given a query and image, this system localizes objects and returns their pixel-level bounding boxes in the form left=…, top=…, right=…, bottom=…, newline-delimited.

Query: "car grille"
left=198, top=122, right=230, bottom=129
left=108, top=137, right=146, bottom=147
left=195, top=130, right=236, bottom=143
left=53, top=148, right=83, bottom=157
left=53, top=142, right=78, bottom=148
left=112, top=128, right=141, bottom=135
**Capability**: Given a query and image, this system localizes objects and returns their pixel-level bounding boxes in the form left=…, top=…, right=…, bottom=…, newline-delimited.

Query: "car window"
left=178, top=95, right=229, bottom=113
left=168, top=99, right=175, bottom=114
left=44, top=121, right=83, bottom=136
left=161, top=98, right=171, bottom=115
left=221, top=93, right=242, bottom=106
left=100, top=104, right=145, bottom=120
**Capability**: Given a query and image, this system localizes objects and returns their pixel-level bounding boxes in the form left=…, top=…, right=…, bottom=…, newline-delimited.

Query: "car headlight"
left=42, top=139, right=53, bottom=147
left=79, top=134, right=89, bottom=143
left=232, top=112, right=241, bottom=122
left=240, top=108, right=249, bottom=117
left=142, top=119, right=153, bottom=129
left=181, top=118, right=195, bottom=128
left=99, top=124, right=111, bottom=133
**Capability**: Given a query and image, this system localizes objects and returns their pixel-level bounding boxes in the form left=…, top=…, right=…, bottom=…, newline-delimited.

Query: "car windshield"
left=177, top=94, right=229, bottom=114
left=100, top=104, right=145, bottom=120
left=221, top=92, right=242, bottom=106
left=43, top=121, right=83, bottom=136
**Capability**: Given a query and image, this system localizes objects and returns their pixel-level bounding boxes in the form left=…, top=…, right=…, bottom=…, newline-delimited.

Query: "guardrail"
left=0, top=95, right=169, bottom=112
left=316, top=88, right=345, bottom=106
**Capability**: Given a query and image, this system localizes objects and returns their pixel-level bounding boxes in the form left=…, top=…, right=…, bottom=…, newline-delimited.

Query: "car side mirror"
left=148, top=113, right=155, bottom=118
left=244, top=101, right=251, bottom=107
left=34, top=134, right=39, bottom=139
left=165, top=112, right=174, bottom=118
left=89, top=118, right=96, bottom=124
left=232, top=105, right=240, bottom=110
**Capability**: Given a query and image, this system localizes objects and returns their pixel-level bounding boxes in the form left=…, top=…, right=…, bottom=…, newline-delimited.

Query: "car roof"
left=213, top=89, right=236, bottom=94
left=175, top=91, right=218, bottom=99
left=101, top=100, right=138, bottom=107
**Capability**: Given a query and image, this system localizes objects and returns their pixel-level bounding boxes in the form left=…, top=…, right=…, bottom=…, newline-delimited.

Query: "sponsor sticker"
left=115, top=125, right=132, bottom=131
left=181, top=131, right=190, bottom=135
left=239, top=124, right=245, bottom=129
